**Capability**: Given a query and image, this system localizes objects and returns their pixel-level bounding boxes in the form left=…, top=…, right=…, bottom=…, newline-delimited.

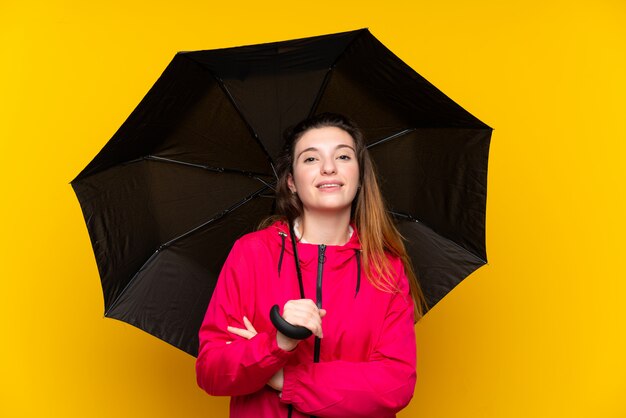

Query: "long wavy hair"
left=267, top=112, right=427, bottom=320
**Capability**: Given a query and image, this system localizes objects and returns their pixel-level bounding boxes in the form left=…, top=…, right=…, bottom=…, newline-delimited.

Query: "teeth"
left=318, top=183, right=341, bottom=188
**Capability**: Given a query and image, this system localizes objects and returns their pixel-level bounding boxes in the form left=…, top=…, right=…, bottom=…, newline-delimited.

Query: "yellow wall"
left=1, top=1, right=624, bottom=417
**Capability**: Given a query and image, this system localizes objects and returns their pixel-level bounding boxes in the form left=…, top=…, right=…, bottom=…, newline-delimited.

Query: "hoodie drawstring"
left=354, top=249, right=361, bottom=298
left=278, top=232, right=286, bottom=277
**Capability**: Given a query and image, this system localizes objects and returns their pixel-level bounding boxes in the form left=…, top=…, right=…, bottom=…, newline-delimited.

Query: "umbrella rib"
left=160, top=184, right=271, bottom=248
left=366, top=129, right=416, bottom=150
left=308, top=30, right=365, bottom=117
left=141, top=155, right=275, bottom=190
left=389, top=210, right=487, bottom=264
left=182, top=55, right=276, bottom=170
left=308, top=67, right=335, bottom=118
left=213, top=75, right=276, bottom=169
left=104, top=185, right=271, bottom=317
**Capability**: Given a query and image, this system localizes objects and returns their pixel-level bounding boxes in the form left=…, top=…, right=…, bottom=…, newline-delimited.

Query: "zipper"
left=316, top=244, right=326, bottom=310
left=314, top=244, right=326, bottom=363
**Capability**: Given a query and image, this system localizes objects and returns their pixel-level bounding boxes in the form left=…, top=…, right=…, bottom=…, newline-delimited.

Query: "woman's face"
left=287, top=126, right=360, bottom=217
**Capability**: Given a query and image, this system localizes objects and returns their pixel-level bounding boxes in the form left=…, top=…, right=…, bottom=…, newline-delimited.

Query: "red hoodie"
left=196, top=221, right=416, bottom=417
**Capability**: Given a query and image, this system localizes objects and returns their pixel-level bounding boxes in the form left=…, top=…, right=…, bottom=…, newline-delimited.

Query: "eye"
left=303, top=156, right=316, bottom=163
left=338, top=154, right=351, bottom=160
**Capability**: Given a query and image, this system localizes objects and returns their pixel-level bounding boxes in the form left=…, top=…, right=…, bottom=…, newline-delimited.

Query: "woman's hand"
left=277, top=299, right=327, bottom=351
left=226, top=316, right=284, bottom=391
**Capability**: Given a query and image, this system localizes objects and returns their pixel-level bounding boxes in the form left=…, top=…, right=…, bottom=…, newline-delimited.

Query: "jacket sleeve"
left=195, top=239, right=295, bottom=396
left=280, top=263, right=417, bottom=418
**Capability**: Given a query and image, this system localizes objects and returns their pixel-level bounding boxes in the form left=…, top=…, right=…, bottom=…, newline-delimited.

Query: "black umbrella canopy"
left=72, top=28, right=492, bottom=356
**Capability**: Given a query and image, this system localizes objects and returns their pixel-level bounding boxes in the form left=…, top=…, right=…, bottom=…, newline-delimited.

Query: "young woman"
left=196, top=113, right=427, bottom=418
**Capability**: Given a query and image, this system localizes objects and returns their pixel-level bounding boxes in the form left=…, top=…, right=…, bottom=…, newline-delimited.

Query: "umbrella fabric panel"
left=74, top=54, right=273, bottom=182
left=314, top=30, right=490, bottom=132
left=398, top=220, right=486, bottom=309
left=72, top=159, right=271, bottom=312
left=106, top=245, right=213, bottom=356
left=106, top=196, right=274, bottom=356
left=369, top=128, right=490, bottom=261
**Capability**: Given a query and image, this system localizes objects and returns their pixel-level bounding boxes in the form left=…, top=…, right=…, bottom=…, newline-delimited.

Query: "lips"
left=317, top=182, right=343, bottom=189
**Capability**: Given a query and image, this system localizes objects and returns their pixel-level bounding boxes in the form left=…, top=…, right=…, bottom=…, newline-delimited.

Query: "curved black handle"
left=270, top=304, right=313, bottom=340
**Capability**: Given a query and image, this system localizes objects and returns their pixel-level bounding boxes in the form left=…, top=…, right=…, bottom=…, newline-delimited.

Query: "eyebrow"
left=296, top=144, right=356, bottom=160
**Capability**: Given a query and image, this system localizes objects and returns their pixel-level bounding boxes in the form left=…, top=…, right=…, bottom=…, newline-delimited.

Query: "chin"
left=310, top=202, right=353, bottom=213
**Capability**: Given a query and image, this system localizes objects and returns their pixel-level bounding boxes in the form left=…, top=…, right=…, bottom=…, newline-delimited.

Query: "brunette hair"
left=269, top=112, right=427, bottom=319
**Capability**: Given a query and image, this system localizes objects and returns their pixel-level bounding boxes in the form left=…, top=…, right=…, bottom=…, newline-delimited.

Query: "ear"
left=287, top=173, right=296, bottom=193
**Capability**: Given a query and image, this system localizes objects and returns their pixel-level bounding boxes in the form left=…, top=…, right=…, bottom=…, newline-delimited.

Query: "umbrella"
left=71, top=28, right=492, bottom=356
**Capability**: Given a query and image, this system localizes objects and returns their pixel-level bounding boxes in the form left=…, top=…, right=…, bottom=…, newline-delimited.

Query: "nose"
left=321, top=158, right=337, bottom=175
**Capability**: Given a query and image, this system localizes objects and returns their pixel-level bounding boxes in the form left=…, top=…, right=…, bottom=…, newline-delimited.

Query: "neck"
left=298, top=209, right=352, bottom=245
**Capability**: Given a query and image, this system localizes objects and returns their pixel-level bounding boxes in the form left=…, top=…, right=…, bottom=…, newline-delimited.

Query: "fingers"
left=242, top=316, right=257, bottom=333
left=227, top=326, right=256, bottom=340
left=281, top=299, right=326, bottom=339
left=227, top=316, right=258, bottom=341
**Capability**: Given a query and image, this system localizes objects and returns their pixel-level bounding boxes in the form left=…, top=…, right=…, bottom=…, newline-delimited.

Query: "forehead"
left=294, top=126, right=355, bottom=152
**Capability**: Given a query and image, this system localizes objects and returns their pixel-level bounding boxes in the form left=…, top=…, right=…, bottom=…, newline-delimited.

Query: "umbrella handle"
left=270, top=304, right=313, bottom=340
